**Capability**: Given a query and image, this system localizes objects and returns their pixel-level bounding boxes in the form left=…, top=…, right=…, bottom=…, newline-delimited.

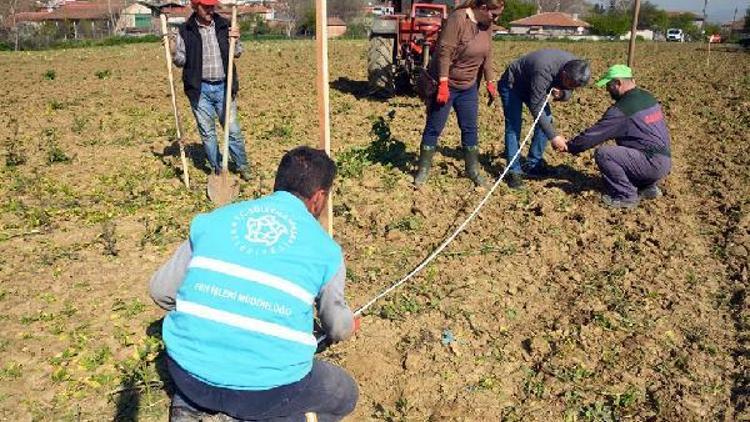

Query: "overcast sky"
left=644, top=0, right=749, bottom=23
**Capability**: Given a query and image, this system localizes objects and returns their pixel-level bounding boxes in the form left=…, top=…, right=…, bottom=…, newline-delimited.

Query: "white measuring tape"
left=319, top=91, right=553, bottom=344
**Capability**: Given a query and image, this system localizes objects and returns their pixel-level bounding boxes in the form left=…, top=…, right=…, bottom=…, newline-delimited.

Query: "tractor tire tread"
left=367, top=35, right=396, bottom=95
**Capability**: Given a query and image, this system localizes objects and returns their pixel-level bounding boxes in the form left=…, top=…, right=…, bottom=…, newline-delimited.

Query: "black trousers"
left=168, top=355, right=358, bottom=422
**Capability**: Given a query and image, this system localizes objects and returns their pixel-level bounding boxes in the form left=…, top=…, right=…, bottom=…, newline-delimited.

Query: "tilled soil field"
left=0, top=40, right=748, bottom=421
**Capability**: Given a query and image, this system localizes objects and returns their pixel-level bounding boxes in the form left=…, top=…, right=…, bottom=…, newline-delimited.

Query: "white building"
left=621, top=29, right=655, bottom=41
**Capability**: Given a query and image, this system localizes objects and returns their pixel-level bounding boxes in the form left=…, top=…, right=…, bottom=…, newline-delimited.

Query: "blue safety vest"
left=163, top=191, right=342, bottom=390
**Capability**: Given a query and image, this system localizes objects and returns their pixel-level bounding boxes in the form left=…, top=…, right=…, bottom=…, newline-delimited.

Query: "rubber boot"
left=238, top=166, right=252, bottom=182
left=601, top=194, right=639, bottom=209
left=506, top=172, right=524, bottom=189
left=413, top=145, right=436, bottom=188
left=464, top=145, right=487, bottom=187
left=638, top=184, right=663, bottom=200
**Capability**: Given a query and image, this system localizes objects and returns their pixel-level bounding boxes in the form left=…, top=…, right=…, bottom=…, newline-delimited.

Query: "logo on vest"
left=231, top=206, right=297, bottom=255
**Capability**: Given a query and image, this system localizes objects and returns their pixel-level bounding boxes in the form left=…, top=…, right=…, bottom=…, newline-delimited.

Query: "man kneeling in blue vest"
left=149, top=146, right=359, bottom=421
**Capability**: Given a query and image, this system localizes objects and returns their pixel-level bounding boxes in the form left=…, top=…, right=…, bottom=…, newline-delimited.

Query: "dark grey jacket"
left=503, top=49, right=577, bottom=139
left=568, top=88, right=671, bottom=159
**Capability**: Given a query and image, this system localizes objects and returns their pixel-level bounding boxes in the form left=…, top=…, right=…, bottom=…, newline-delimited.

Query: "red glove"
left=487, top=81, right=498, bottom=98
left=436, top=79, right=450, bottom=105
left=486, top=81, right=498, bottom=106
left=409, top=41, right=423, bottom=55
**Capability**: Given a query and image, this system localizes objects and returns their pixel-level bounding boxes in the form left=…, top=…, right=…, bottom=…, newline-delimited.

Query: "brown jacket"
left=432, top=8, right=494, bottom=90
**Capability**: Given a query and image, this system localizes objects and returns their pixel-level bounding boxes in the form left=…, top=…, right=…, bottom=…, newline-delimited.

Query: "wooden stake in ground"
left=315, top=0, right=333, bottom=234
left=207, top=3, right=240, bottom=206
left=627, top=0, right=641, bottom=68
left=160, top=14, right=190, bottom=189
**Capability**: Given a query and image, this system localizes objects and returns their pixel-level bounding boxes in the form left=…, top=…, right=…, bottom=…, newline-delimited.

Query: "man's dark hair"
left=561, top=60, right=591, bottom=87
left=274, top=146, right=337, bottom=199
left=456, top=0, right=504, bottom=9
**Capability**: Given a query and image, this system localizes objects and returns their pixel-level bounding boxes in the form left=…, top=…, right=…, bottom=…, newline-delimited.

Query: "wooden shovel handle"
left=161, top=14, right=190, bottom=189
left=221, top=4, right=238, bottom=172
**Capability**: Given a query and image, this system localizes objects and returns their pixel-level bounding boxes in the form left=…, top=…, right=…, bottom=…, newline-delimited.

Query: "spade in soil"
left=206, top=4, right=240, bottom=206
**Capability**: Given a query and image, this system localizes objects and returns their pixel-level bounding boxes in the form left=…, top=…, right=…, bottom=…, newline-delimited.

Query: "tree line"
left=499, top=0, right=733, bottom=39
left=2, top=0, right=749, bottom=50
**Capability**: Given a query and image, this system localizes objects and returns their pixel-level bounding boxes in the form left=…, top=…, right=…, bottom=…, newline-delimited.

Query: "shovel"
left=207, top=3, right=240, bottom=206
left=160, top=14, right=190, bottom=189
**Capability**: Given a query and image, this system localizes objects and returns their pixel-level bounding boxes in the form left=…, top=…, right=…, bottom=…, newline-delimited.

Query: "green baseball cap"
left=596, top=64, right=633, bottom=87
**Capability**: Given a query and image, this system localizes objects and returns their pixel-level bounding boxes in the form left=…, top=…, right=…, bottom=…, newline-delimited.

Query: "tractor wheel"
left=368, top=35, right=396, bottom=95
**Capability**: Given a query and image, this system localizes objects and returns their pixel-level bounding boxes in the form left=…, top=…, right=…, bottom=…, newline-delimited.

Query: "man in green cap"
left=552, top=64, right=671, bottom=208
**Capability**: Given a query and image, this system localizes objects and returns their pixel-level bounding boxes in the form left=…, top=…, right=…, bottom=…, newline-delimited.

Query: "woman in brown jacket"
left=414, top=0, right=503, bottom=188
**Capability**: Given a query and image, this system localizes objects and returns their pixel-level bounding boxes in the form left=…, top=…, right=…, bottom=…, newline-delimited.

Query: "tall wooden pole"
left=315, top=0, right=332, bottom=235
left=627, top=0, right=641, bottom=68
left=703, top=0, right=710, bottom=66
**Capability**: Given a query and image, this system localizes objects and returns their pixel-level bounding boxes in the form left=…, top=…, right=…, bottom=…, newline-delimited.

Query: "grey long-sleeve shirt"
left=149, top=241, right=355, bottom=342
left=505, top=49, right=577, bottom=139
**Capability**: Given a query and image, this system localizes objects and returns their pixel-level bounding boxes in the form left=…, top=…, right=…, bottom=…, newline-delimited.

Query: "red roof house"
left=14, top=1, right=127, bottom=39
left=15, top=1, right=126, bottom=23
left=327, top=16, right=346, bottom=38
left=14, top=1, right=273, bottom=29
left=721, top=20, right=747, bottom=35
left=509, top=12, right=590, bottom=36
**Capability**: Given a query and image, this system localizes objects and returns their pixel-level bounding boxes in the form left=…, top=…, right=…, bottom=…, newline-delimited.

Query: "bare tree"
left=328, top=0, right=365, bottom=21
left=107, top=0, right=113, bottom=35
left=607, top=0, right=633, bottom=12
left=106, top=0, right=122, bottom=36
left=37, top=0, right=63, bottom=11
left=0, top=0, right=40, bottom=49
left=9, top=0, right=19, bottom=51
left=275, top=0, right=312, bottom=38
left=274, top=0, right=364, bottom=37
left=535, top=0, right=588, bottom=13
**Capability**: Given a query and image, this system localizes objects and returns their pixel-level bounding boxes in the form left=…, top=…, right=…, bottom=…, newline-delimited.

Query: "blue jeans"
left=169, top=355, right=358, bottom=422
left=499, top=75, right=552, bottom=174
left=421, top=84, right=479, bottom=148
left=190, top=81, right=249, bottom=172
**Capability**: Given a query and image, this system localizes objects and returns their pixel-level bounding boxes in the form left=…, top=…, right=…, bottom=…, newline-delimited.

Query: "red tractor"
left=368, top=0, right=457, bottom=95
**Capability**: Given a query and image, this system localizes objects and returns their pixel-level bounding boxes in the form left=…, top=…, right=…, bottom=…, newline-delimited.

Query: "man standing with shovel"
left=170, top=0, right=251, bottom=187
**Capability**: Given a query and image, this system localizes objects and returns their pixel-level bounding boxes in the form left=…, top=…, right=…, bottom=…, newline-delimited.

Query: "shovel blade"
left=207, top=171, right=239, bottom=206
